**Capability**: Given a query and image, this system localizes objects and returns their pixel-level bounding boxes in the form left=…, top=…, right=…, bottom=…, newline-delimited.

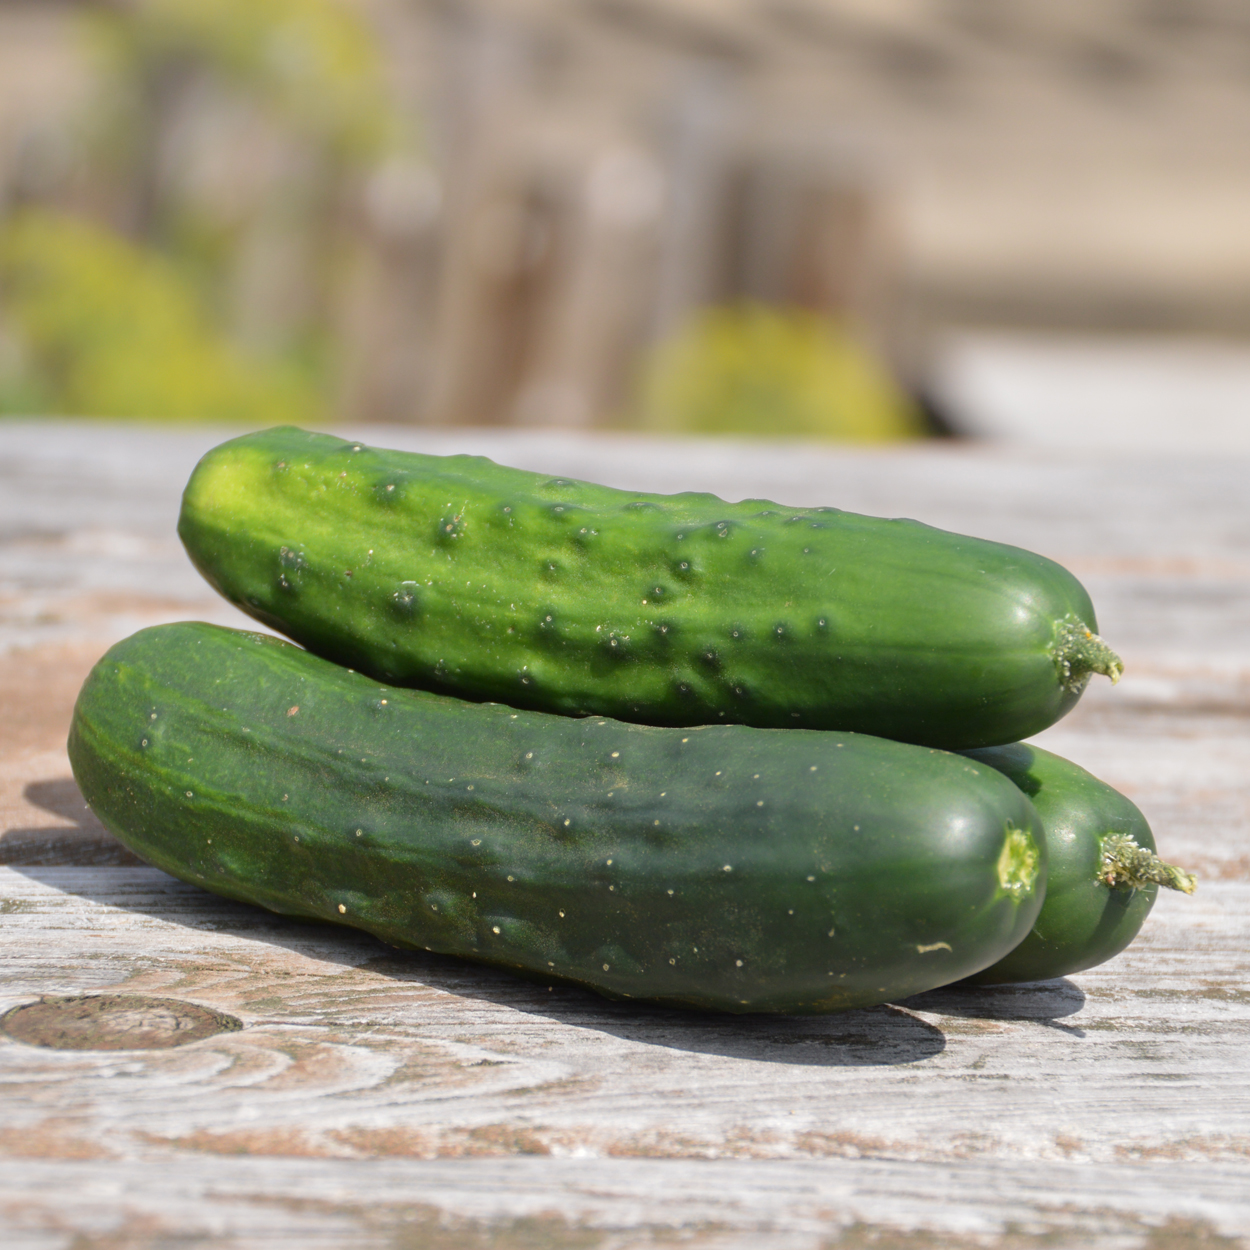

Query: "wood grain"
left=2, top=422, right=1248, bottom=1249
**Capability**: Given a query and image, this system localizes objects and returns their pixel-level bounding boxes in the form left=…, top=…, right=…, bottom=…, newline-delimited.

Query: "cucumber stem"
left=1053, top=616, right=1124, bottom=694
left=1099, top=833, right=1196, bottom=894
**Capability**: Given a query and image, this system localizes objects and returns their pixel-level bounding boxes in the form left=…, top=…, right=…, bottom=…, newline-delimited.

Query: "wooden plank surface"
left=2, top=421, right=1248, bottom=1249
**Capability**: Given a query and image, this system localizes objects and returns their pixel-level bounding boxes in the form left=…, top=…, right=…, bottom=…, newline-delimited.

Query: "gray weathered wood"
left=2, top=421, right=1248, bottom=1249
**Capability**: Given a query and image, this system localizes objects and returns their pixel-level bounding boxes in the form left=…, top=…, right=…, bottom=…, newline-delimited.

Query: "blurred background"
left=2, top=0, right=1249, bottom=446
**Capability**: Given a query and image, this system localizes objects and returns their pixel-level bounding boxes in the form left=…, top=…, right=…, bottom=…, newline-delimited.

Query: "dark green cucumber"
left=960, top=743, right=1194, bottom=984
left=68, top=621, right=1046, bottom=1014
left=177, top=426, right=1121, bottom=750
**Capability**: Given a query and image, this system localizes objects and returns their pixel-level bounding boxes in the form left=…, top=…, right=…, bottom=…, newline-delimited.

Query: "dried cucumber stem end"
left=1052, top=615, right=1124, bottom=695
left=997, top=824, right=1041, bottom=899
left=1099, top=833, right=1197, bottom=894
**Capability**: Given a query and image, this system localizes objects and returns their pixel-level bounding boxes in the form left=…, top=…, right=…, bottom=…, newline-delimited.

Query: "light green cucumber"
left=177, top=426, right=1121, bottom=749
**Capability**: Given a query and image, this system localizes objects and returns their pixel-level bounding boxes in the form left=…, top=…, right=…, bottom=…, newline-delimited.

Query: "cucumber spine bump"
left=961, top=743, right=1194, bottom=984
left=177, top=426, right=1122, bottom=750
left=68, top=621, right=1047, bottom=1014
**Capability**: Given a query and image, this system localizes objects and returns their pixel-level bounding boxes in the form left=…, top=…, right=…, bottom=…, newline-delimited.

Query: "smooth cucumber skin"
left=177, top=426, right=1103, bottom=749
left=960, top=743, right=1157, bottom=983
left=68, top=621, right=1046, bottom=1014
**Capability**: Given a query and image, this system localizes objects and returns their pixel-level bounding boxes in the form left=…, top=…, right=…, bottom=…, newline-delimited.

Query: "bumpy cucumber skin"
left=69, top=621, right=1046, bottom=1014
left=178, top=426, right=1105, bottom=750
left=960, top=743, right=1157, bottom=983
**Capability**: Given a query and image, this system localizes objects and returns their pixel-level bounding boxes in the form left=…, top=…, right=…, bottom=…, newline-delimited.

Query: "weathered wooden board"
left=2, top=421, right=1248, bottom=1249
left=2, top=866, right=1248, bottom=1249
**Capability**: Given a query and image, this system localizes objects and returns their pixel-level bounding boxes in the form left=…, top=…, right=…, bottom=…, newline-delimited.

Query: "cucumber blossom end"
left=1052, top=614, right=1123, bottom=694
left=1100, top=833, right=1196, bottom=895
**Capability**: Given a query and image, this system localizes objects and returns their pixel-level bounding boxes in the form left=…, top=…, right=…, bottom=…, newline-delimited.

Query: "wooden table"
left=2, top=421, right=1248, bottom=1250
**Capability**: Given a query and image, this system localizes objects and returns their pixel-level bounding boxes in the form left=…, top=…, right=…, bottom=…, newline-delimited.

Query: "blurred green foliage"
left=0, top=209, right=322, bottom=421
left=82, top=0, right=401, bottom=163
left=639, top=303, right=925, bottom=442
left=0, top=0, right=408, bottom=422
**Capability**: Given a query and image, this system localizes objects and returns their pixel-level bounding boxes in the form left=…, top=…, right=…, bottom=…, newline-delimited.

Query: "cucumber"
left=177, top=426, right=1121, bottom=750
left=69, top=621, right=1046, bottom=1014
left=960, top=743, right=1194, bottom=984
